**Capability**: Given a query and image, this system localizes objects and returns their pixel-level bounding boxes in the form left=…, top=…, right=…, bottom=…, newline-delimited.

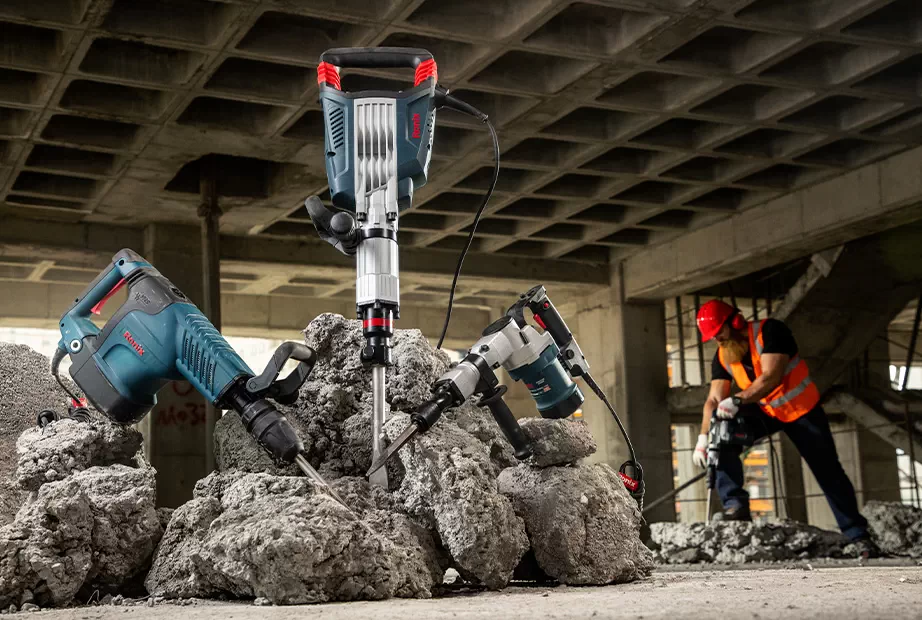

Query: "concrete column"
left=199, top=156, right=222, bottom=476
left=675, top=424, right=706, bottom=523
left=140, top=224, right=209, bottom=508
left=577, top=264, right=675, bottom=522
left=857, top=334, right=900, bottom=502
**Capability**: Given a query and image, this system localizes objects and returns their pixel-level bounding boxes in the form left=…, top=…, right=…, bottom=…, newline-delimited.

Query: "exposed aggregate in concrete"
left=2, top=318, right=652, bottom=607
left=0, top=344, right=78, bottom=525
left=0, top=421, right=160, bottom=608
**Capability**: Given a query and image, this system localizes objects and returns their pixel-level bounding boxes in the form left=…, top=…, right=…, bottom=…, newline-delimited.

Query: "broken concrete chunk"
left=332, top=477, right=448, bottom=598
left=517, top=417, right=597, bottom=467
left=648, top=520, right=849, bottom=564
left=386, top=413, right=528, bottom=589
left=16, top=420, right=143, bottom=492
left=71, top=466, right=162, bottom=590
left=0, top=344, right=84, bottom=525
left=0, top=479, right=93, bottom=609
left=147, top=472, right=440, bottom=604
left=0, top=463, right=162, bottom=608
left=863, top=500, right=922, bottom=558
left=498, top=463, right=653, bottom=584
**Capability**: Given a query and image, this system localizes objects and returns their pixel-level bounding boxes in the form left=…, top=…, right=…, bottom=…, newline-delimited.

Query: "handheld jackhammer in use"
left=48, top=248, right=349, bottom=509
left=305, top=47, right=500, bottom=488
left=367, top=284, right=646, bottom=509
left=641, top=412, right=755, bottom=519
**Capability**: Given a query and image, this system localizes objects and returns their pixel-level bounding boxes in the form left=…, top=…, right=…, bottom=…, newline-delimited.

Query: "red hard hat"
left=697, top=299, right=737, bottom=341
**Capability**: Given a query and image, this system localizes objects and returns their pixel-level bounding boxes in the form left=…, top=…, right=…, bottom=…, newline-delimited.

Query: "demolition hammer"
left=50, top=248, right=347, bottom=508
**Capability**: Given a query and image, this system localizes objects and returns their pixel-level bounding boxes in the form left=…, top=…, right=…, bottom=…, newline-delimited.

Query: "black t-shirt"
left=711, top=319, right=798, bottom=383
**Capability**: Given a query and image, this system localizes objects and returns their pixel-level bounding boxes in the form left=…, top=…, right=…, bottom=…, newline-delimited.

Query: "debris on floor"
left=863, top=500, right=922, bottom=558
left=647, top=520, right=851, bottom=564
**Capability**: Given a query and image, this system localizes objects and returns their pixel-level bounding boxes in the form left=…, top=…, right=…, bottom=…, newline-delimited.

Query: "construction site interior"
left=0, top=0, right=921, bottom=618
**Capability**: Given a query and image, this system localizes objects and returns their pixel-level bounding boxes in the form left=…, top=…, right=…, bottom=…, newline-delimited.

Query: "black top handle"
left=320, top=47, right=433, bottom=69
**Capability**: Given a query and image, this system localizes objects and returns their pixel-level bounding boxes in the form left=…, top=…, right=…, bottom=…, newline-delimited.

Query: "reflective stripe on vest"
left=767, top=374, right=813, bottom=408
left=718, top=320, right=819, bottom=422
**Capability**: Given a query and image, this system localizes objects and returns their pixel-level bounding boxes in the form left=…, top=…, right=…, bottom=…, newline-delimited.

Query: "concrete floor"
left=29, top=565, right=922, bottom=620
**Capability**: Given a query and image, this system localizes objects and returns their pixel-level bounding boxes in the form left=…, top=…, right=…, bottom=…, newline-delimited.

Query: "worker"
left=692, top=299, right=880, bottom=558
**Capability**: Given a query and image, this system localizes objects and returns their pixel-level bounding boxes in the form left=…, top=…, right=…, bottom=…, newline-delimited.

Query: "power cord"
left=434, top=88, right=500, bottom=350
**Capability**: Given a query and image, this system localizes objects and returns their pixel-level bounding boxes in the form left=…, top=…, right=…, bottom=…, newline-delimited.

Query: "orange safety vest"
left=718, top=320, right=820, bottom=423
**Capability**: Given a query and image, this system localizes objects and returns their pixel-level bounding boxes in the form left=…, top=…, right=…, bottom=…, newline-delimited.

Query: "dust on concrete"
left=18, top=566, right=922, bottom=620
left=0, top=343, right=75, bottom=525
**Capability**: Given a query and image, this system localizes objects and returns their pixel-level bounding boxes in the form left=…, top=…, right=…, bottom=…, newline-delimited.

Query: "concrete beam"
left=0, top=216, right=608, bottom=292
left=623, top=146, right=922, bottom=301
left=825, top=390, right=922, bottom=458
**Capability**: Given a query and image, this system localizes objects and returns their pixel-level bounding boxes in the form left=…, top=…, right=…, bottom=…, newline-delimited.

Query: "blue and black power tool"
left=366, top=285, right=646, bottom=509
left=49, top=248, right=344, bottom=503
left=304, top=46, right=497, bottom=488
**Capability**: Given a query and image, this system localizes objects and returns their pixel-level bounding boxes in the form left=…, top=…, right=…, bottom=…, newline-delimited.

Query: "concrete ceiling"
left=2, top=0, right=922, bottom=299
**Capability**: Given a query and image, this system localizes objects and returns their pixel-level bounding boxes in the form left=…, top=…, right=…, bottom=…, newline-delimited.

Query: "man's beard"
left=719, top=336, right=749, bottom=364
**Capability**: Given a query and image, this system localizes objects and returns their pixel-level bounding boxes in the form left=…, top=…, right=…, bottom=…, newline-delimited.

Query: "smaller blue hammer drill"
left=51, top=248, right=343, bottom=504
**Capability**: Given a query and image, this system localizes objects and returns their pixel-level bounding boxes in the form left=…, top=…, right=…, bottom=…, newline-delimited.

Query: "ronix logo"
left=123, top=331, right=144, bottom=356
left=411, top=113, right=421, bottom=139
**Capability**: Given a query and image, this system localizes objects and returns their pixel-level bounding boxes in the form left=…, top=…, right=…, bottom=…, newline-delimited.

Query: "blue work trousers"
left=716, top=404, right=869, bottom=540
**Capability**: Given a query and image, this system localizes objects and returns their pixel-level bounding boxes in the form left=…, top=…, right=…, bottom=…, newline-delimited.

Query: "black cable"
left=583, top=372, right=636, bottom=464
left=436, top=113, right=499, bottom=350
left=51, top=346, right=81, bottom=403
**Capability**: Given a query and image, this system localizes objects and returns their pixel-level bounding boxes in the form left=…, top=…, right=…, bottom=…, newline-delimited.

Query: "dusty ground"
left=25, top=564, right=922, bottom=620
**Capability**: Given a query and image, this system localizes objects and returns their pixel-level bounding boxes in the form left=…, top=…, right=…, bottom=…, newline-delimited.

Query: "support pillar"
left=577, top=263, right=675, bottom=522
left=674, top=425, right=706, bottom=523
left=199, top=156, right=222, bottom=476
left=140, top=224, right=209, bottom=508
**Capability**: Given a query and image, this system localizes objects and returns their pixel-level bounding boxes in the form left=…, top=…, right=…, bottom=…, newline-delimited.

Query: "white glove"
left=693, top=434, right=708, bottom=468
left=716, top=396, right=739, bottom=419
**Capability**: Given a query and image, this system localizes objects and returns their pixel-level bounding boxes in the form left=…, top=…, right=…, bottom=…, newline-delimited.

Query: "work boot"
left=850, top=537, right=882, bottom=560
left=713, top=504, right=751, bottom=522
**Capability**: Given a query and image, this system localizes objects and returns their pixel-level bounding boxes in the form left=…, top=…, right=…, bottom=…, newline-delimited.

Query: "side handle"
left=477, top=385, right=532, bottom=460
left=246, top=342, right=317, bottom=406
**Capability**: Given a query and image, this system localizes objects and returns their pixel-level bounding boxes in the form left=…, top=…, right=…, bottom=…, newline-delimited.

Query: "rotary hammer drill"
left=50, top=248, right=343, bottom=504
left=368, top=285, right=646, bottom=508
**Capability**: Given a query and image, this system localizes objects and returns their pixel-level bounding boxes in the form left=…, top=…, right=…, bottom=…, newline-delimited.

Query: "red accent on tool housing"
left=413, top=59, right=438, bottom=86
left=363, top=318, right=394, bottom=328
left=317, top=62, right=341, bottom=90
left=91, top=278, right=127, bottom=315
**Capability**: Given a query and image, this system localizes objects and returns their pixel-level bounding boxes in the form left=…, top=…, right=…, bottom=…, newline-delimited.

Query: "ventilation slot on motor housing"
left=329, top=107, right=345, bottom=150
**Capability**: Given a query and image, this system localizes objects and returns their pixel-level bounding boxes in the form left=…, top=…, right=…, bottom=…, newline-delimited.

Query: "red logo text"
left=123, top=331, right=144, bottom=356
left=411, top=113, right=421, bottom=139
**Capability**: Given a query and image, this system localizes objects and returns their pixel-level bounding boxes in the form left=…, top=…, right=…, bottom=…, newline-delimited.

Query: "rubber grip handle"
left=246, top=342, right=317, bottom=406
left=478, top=386, right=532, bottom=460
left=320, top=47, right=433, bottom=69
left=529, top=296, right=573, bottom=350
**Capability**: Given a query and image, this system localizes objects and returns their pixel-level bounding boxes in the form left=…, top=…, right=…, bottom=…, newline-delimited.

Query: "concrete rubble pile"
left=0, top=419, right=161, bottom=610
left=649, top=501, right=922, bottom=565
left=863, top=500, right=922, bottom=558
left=647, top=520, right=851, bottom=564
left=151, top=313, right=650, bottom=604
left=0, top=343, right=81, bottom=526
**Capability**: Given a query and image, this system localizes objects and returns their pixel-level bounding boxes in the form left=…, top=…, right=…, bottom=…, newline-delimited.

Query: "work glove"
left=693, top=434, right=708, bottom=468
left=716, top=396, right=739, bottom=419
